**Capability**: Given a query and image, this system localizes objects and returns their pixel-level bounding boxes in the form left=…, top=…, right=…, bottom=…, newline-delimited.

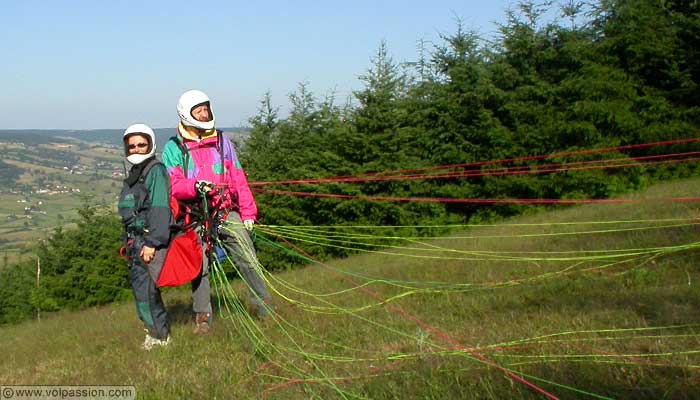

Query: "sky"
left=0, top=0, right=516, bottom=130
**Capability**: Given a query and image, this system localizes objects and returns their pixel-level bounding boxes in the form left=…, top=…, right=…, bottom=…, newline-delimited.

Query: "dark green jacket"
left=118, top=160, right=173, bottom=249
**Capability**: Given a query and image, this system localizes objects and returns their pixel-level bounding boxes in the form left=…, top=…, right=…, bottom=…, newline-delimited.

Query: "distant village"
left=1, top=140, right=124, bottom=221
left=62, top=161, right=124, bottom=179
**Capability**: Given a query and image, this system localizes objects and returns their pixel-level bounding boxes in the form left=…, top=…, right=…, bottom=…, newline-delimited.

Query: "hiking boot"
left=142, top=334, right=171, bottom=351
left=193, top=312, right=212, bottom=335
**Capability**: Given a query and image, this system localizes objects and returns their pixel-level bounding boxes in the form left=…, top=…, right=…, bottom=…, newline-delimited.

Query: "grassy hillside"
left=2, top=178, right=700, bottom=399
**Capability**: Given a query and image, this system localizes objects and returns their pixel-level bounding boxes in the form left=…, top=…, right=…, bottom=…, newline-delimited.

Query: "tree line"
left=1, top=0, right=698, bottom=324
left=242, top=0, right=700, bottom=267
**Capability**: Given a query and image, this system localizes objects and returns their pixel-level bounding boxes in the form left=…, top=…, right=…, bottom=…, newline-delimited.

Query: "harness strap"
left=168, top=131, right=228, bottom=249
left=138, top=158, right=161, bottom=184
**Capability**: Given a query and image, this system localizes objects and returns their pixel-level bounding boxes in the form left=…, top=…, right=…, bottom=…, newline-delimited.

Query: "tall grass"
left=2, top=178, right=700, bottom=399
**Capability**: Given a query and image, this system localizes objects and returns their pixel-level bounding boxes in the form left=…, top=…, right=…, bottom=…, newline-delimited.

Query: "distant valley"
left=0, top=127, right=250, bottom=152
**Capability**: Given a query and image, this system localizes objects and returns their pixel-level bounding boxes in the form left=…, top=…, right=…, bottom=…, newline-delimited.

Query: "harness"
left=168, top=132, right=229, bottom=254
left=118, top=156, right=207, bottom=285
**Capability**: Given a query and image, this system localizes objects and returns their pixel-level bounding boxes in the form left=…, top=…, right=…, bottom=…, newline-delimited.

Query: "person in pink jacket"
left=162, top=89, right=273, bottom=333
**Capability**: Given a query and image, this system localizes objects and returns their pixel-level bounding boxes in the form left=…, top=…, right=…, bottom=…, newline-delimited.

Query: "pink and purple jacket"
left=161, top=130, right=258, bottom=221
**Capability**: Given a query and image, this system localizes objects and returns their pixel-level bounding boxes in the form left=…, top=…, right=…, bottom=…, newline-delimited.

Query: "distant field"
left=4, top=159, right=58, bottom=177
left=0, top=136, right=123, bottom=262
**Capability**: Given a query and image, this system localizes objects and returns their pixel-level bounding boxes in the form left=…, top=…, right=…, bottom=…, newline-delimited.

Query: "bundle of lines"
left=249, top=138, right=700, bottom=204
left=207, top=213, right=700, bottom=399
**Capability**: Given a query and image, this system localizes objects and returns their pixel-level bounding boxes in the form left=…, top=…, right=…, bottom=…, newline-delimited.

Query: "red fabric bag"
left=156, top=229, right=202, bottom=287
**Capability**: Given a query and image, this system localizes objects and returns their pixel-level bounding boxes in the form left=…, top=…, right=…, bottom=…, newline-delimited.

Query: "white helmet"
left=177, top=89, right=215, bottom=130
left=123, top=123, right=156, bottom=165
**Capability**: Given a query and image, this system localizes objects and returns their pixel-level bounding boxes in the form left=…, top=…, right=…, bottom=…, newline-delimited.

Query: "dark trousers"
left=128, top=239, right=170, bottom=339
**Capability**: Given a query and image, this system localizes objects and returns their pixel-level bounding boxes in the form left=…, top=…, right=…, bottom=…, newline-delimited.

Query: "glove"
left=243, top=219, right=255, bottom=231
left=195, top=180, right=215, bottom=195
